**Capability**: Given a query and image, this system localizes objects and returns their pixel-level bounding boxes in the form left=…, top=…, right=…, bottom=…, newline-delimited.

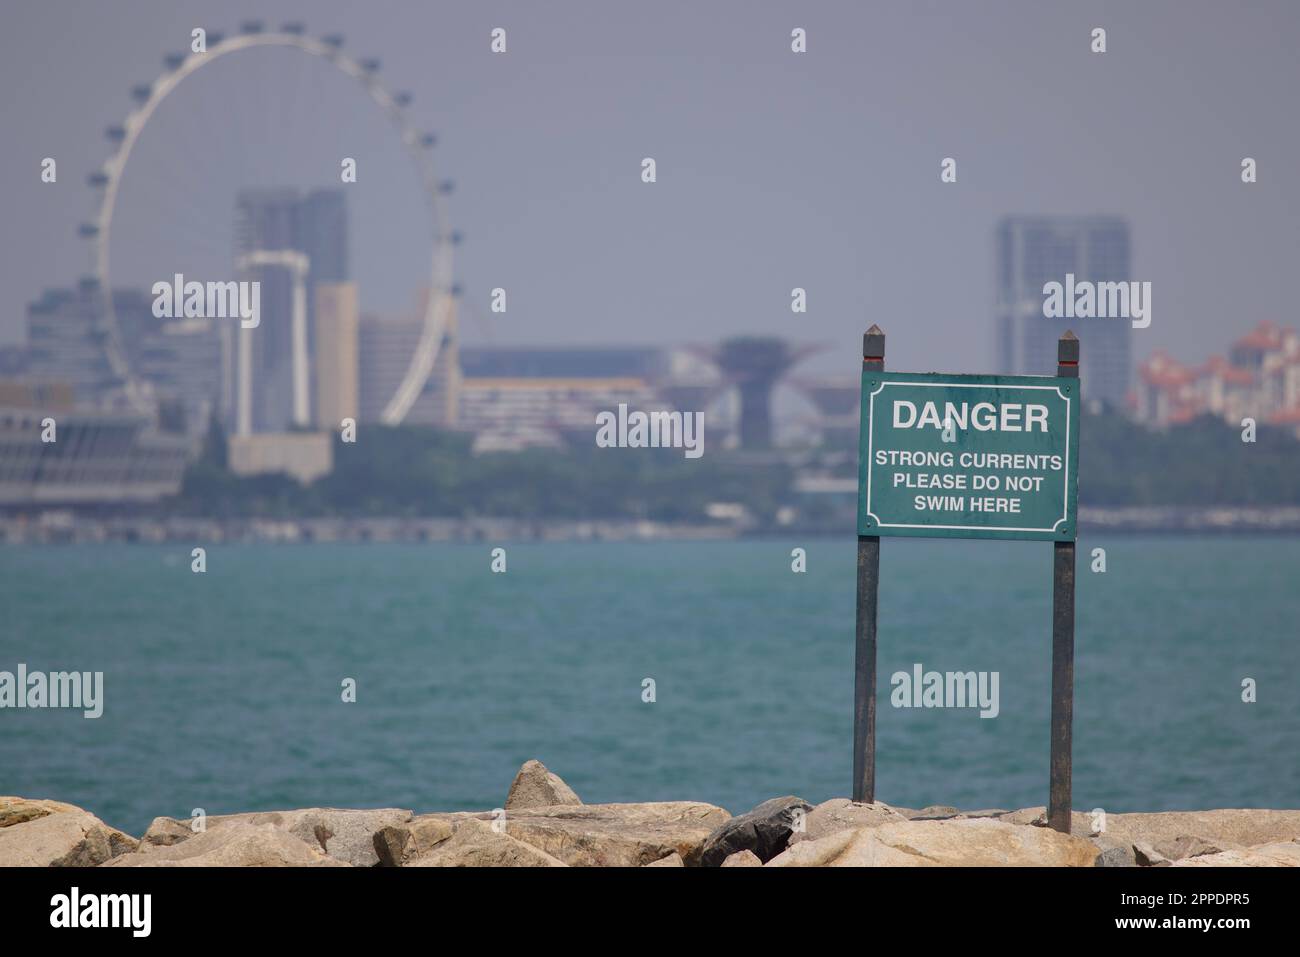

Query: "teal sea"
left=2, top=538, right=1297, bottom=836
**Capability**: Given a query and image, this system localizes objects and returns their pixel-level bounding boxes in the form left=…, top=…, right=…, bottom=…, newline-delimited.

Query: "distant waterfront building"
left=996, top=216, right=1132, bottom=407
left=313, top=282, right=359, bottom=430
left=0, top=381, right=189, bottom=506
left=296, top=190, right=349, bottom=284
left=25, top=282, right=123, bottom=404
left=233, top=189, right=299, bottom=432
left=459, top=347, right=664, bottom=381
left=456, top=346, right=668, bottom=451
left=1136, top=321, right=1300, bottom=435
left=24, top=283, right=220, bottom=434
left=358, top=298, right=459, bottom=427
left=133, top=318, right=222, bottom=436
left=226, top=432, right=333, bottom=484
left=232, top=187, right=349, bottom=432
left=0, top=345, right=27, bottom=377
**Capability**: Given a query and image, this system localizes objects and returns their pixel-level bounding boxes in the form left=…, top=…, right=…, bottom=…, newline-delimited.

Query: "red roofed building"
left=1135, top=322, right=1299, bottom=429
left=1196, top=355, right=1256, bottom=423
left=1135, top=352, right=1198, bottom=425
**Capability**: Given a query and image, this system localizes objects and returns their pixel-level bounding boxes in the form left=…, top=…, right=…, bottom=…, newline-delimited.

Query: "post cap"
left=1057, top=331, right=1079, bottom=363
left=863, top=325, right=885, bottom=360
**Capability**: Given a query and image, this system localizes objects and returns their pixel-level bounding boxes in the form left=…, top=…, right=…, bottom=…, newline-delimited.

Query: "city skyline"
left=3, top=1, right=1298, bottom=381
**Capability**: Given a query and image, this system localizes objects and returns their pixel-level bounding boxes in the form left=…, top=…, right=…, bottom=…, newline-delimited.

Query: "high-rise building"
left=234, top=188, right=304, bottom=432
left=133, top=318, right=223, bottom=435
left=314, top=282, right=359, bottom=430
left=25, top=281, right=122, bottom=404
left=996, top=216, right=1132, bottom=407
left=231, top=187, right=349, bottom=432
left=297, top=190, right=348, bottom=283
left=358, top=297, right=459, bottom=427
left=24, top=282, right=219, bottom=433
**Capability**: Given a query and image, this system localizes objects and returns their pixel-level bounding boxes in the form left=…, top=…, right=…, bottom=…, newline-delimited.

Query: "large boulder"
left=786, top=799, right=908, bottom=845
left=767, top=818, right=1101, bottom=867
left=1094, top=845, right=1137, bottom=867
left=1172, top=842, right=1300, bottom=867
left=700, top=796, right=811, bottom=866
left=722, top=849, right=763, bottom=867
left=504, top=760, right=582, bottom=810
left=108, top=822, right=347, bottom=867
left=1133, top=842, right=1173, bottom=867
left=0, top=796, right=85, bottom=828
left=0, top=805, right=138, bottom=867
left=503, top=801, right=730, bottom=867
left=407, top=819, right=566, bottom=867
left=139, top=808, right=412, bottom=867
left=1002, top=807, right=1300, bottom=862
left=645, top=852, right=684, bottom=867
left=374, top=815, right=467, bottom=866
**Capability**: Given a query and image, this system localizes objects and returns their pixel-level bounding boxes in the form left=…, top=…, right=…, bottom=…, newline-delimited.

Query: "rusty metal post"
left=1048, top=331, right=1079, bottom=833
left=853, top=324, right=885, bottom=804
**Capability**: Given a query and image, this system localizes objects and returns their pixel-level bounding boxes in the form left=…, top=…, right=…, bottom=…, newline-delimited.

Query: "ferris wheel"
left=80, top=20, right=457, bottom=424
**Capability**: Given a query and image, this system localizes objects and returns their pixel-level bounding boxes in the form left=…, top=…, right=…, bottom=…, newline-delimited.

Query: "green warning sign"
left=858, top=372, right=1080, bottom=542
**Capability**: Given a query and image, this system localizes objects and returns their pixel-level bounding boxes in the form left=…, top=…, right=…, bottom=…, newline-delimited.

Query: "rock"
left=767, top=818, right=1101, bottom=867
left=998, top=807, right=1054, bottom=827
left=1003, top=807, right=1300, bottom=852
left=1094, top=845, right=1136, bottom=867
left=1172, top=842, right=1300, bottom=867
left=140, top=808, right=412, bottom=867
left=699, top=795, right=811, bottom=866
left=722, top=849, right=763, bottom=867
left=645, top=852, right=684, bottom=867
left=0, top=796, right=85, bottom=829
left=139, top=816, right=192, bottom=847
left=503, top=801, right=729, bottom=866
left=374, top=816, right=456, bottom=866
left=407, top=819, right=566, bottom=867
left=767, top=828, right=917, bottom=867
left=786, top=799, right=908, bottom=845
left=1152, top=835, right=1226, bottom=861
left=1133, top=842, right=1172, bottom=867
left=909, top=805, right=963, bottom=821
left=108, top=822, right=347, bottom=867
left=0, top=809, right=138, bottom=866
left=504, top=760, right=582, bottom=810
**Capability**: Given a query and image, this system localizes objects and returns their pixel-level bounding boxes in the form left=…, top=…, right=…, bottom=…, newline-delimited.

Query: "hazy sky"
left=3, top=0, right=1298, bottom=377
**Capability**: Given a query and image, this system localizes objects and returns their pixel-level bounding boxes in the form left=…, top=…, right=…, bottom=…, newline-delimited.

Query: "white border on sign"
left=865, top=381, right=1072, bottom=533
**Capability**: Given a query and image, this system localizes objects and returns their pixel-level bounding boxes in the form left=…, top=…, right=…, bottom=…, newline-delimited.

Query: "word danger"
left=891, top=400, right=1049, bottom=432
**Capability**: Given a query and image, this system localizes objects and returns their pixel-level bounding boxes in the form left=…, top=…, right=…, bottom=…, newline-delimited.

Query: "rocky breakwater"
left=3, top=764, right=1299, bottom=867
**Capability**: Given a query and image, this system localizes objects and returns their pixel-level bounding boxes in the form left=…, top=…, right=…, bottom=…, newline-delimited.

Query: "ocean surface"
left=2, top=537, right=1297, bottom=836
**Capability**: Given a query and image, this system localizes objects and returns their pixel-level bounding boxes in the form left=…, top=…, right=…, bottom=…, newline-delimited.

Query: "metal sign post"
left=852, top=327, right=1081, bottom=832
left=1048, top=332, right=1079, bottom=833
left=852, top=325, right=885, bottom=804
